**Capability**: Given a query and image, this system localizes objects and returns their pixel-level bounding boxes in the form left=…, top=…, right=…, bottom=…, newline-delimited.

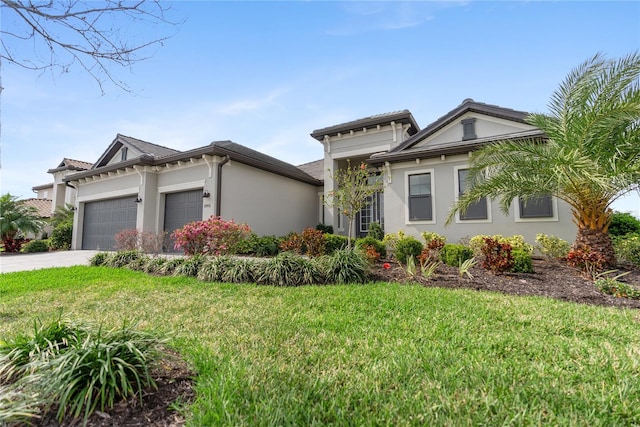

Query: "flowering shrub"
left=481, top=237, right=514, bottom=274
left=171, top=216, right=251, bottom=256
left=566, top=246, right=606, bottom=278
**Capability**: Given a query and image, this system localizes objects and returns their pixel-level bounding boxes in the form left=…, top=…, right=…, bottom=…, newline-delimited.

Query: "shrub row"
left=90, top=249, right=371, bottom=285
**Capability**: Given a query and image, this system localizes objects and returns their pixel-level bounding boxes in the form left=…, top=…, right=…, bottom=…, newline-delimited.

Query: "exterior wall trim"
left=404, top=168, right=436, bottom=225
left=452, top=165, right=493, bottom=224
left=514, top=196, right=560, bottom=222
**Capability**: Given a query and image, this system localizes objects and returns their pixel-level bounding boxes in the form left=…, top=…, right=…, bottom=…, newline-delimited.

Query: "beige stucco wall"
left=382, top=155, right=577, bottom=245
left=70, top=156, right=320, bottom=248
left=219, top=161, right=320, bottom=236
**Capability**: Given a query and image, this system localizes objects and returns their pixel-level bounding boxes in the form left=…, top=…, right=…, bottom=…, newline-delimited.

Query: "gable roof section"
left=390, top=99, right=530, bottom=153
left=47, top=158, right=93, bottom=173
left=369, top=128, right=545, bottom=166
left=92, top=134, right=180, bottom=168
left=310, top=110, right=420, bottom=141
left=65, top=138, right=322, bottom=186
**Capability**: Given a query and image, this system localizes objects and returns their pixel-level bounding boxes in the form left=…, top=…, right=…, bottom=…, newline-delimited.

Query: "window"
left=121, top=147, right=128, bottom=161
left=408, top=173, right=432, bottom=221
left=461, top=118, right=476, bottom=141
left=457, top=169, right=488, bottom=220
left=359, top=175, right=384, bottom=233
left=519, top=195, right=553, bottom=218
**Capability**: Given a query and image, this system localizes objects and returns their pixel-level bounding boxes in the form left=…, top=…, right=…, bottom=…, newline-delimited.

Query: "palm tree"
left=448, top=53, right=640, bottom=267
left=0, top=193, right=46, bottom=252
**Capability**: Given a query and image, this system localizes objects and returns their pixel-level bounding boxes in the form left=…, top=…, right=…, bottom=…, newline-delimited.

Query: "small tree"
left=324, top=160, right=382, bottom=247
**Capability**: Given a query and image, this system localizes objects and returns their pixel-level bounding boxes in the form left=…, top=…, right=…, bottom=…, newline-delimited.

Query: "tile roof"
left=311, top=110, right=419, bottom=141
left=66, top=140, right=323, bottom=186
left=21, top=198, right=52, bottom=218
left=116, top=134, right=181, bottom=158
left=48, top=158, right=93, bottom=173
left=211, top=141, right=322, bottom=185
left=297, top=159, right=324, bottom=181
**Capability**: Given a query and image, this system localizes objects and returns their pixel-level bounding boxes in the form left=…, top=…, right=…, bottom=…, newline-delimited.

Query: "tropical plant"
left=458, top=257, right=477, bottom=280
left=49, top=203, right=75, bottom=229
left=448, top=53, right=640, bottom=267
left=324, top=160, right=383, bottom=247
left=0, top=193, right=45, bottom=252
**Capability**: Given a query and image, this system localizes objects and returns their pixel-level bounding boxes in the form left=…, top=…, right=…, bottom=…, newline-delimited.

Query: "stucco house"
left=58, top=99, right=575, bottom=251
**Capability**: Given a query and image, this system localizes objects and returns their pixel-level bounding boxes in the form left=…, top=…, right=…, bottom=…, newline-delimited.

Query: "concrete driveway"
left=0, top=250, right=102, bottom=273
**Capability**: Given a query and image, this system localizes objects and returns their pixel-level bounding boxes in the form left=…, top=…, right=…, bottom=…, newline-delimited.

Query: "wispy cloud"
left=216, top=87, right=290, bottom=115
left=326, top=1, right=464, bottom=36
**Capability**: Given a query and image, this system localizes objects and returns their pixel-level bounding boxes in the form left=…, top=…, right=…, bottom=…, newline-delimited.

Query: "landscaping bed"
left=372, top=257, right=640, bottom=310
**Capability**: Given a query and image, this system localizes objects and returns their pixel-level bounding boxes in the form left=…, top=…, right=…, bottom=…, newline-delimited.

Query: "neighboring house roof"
left=21, top=198, right=52, bottom=218
left=310, top=110, right=420, bottom=141
left=297, top=159, right=324, bottom=181
left=47, top=158, right=93, bottom=173
left=369, top=129, right=545, bottom=166
left=32, top=183, right=54, bottom=191
left=92, top=134, right=181, bottom=168
left=390, top=99, right=530, bottom=153
left=65, top=138, right=322, bottom=186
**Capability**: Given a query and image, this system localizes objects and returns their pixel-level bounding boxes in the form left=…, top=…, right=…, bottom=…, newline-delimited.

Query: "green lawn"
left=1, top=266, right=639, bottom=426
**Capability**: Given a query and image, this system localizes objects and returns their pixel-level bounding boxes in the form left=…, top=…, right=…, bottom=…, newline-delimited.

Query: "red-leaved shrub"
left=481, top=237, right=514, bottom=274
left=171, top=216, right=251, bottom=256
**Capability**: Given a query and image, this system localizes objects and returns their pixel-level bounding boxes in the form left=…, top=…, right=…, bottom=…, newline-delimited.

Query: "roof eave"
left=310, top=110, right=419, bottom=142
left=368, top=132, right=546, bottom=166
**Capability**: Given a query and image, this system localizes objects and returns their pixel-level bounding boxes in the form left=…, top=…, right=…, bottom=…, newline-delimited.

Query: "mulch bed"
left=371, top=257, right=640, bottom=310
left=34, top=258, right=640, bottom=426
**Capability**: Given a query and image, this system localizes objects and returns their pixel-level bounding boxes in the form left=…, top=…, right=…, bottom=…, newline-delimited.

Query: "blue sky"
left=2, top=1, right=640, bottom=214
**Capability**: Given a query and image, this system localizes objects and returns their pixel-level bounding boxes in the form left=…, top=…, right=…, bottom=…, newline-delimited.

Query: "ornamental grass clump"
left=41, top=322, right=166, bottom=422
left=171, top=216, right=251, bottom=256
left=256, top=252, right=324, bottom=286
left=322, top=248, right=369, bottom=284
left=0, top=318, right=167, bottom=424
left=197, top=256, right=237, bottom=282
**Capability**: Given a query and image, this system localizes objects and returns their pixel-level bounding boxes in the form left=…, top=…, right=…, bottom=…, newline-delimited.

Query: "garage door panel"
left=82, top=197, right=138, bottom=250
left=164, top=190, right=203, bottom=253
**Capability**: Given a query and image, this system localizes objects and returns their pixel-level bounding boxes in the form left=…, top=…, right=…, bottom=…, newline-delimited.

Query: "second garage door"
left=82, top=197, right=138, bottom=250
left=164, top=190, right=203, bottom=252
